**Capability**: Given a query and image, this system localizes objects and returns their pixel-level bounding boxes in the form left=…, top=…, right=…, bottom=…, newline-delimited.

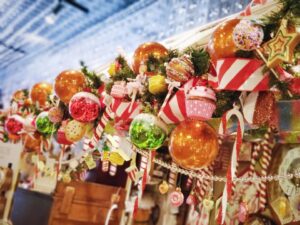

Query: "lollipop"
left=48, top=107, right=64, bottom=123
left=65, top=120, right=87, bottom=142
left=36, top=112, right=56, bottom=135
left=129, top=113, right=168, bottom=150
left=56, top=129, right=73, bottom=145
left=233, top=20, right=264, bottom=51
left=69, top=92, right=100, bottom=123
left=166, top=55, right=194, bottom=83
left=5, top=115, right=24, bottom=135
left=169, top=188, right=184, bottom=207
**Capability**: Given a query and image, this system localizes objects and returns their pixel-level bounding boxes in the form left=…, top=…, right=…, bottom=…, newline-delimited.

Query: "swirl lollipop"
left=169, top=188, right=184, bottom=207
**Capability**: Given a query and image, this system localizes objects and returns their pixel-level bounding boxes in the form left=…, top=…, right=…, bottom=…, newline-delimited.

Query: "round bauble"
left=169, top=120, right=218, bottom=169
left=69, top=92, right=100, bottom=123
left=48, top=107, right=64, bottom=123
left=30, top=82, right=52, bottom=108
left=132, top=42, right=168, bottom=75
left=5, top=115, right=24, bottom=135
left=54, top=70, right=86, bottom=103
left=36, top=112, right=56, bottom=135
left=233, top=20, right=264, bottom=51
left=148, top=74, right=167, bottom=95
left=129, top=113, right=168, bottom=150
left=159, top=181, right=169, bottom=194
left=65, top=120, right=87, bottom=142
left=207, top=19, right=240, bottom=64
left=56, top=129, right=73, bottom=145
left=166, top=55, right=194, bottom=83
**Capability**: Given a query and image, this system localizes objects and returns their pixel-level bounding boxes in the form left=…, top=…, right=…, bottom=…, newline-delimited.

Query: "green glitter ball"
left=129, top=113, right=167, bottom=150
left=36, top=112, right=56, bottom=135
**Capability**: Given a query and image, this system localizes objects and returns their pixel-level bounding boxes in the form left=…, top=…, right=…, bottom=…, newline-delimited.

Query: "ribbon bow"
left=126, top=74, right=147, bottom=112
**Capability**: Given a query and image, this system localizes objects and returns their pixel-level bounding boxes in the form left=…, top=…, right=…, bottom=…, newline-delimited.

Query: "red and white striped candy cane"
left=195, top=164, right=214, bottom=202
left=258, top=128, right=275, bottom=211
left=168, top=161, right=178, bottom=189
left=89, top=107, right=114, bottom=149
left=186, top=176, right=193, bottom=189
left=217, top=106, right=244, bottom=225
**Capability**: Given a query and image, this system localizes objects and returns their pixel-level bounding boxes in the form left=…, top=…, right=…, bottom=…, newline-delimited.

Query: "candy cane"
left=168, top=161, right=178, bottom=189
left=186, top=176, right=193, bottom=189
left=258, top=128, right=275, bottom=211
left=89, top=107, right=114, bottom=149
left=195, top=164, right=214, bottom=202
left=217, top=106, right=244, bottom=225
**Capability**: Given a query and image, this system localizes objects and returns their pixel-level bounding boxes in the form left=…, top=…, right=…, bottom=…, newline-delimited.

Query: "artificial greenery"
left=185, top=48, right=210, bottom=75
left=111, top=56, right=136, bottom=81
left=213, top=91, right=241, bottom=118
left=80, top=61, right=103, bottom=89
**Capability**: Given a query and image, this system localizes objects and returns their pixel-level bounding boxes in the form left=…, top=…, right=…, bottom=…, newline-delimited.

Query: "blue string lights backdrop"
left=0, top=0, right=250, bottom=106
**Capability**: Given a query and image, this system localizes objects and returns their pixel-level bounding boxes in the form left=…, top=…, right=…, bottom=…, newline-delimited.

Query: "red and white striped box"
left=208, top=58, right=269, bottom=91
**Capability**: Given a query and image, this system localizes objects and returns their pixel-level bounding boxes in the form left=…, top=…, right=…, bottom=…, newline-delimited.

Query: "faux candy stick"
left=168, top=161, right=178, bottom=189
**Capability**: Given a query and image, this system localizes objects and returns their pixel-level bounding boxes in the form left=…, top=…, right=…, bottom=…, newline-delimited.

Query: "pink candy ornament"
left=111, top=81, right=127, bottom=99
left=48, top=107, right=64, bottom=123
left=186, top=86, right=216, bottom=120
left=233, top=20, right=264, bottom=51
left=169, top=188, right=184, bottom=207
left=5, top=115, right=24, bottom=135
left=69, top=92, right=100, bottom=123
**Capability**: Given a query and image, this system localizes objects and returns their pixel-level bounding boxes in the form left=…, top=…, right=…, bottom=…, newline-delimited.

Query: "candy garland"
left=258, top=127, right=276, bottom=211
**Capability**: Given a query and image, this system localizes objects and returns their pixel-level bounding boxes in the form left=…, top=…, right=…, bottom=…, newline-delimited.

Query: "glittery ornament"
left=30, top=82, right=52, bottom=108
left=132, top=42, right=168, bottom=75
left=48, top=107, right=64, bottom=123
left=169, top=188, right=184, bottom=207
left=159, top=181, right=169, bottom=194
left=5, top=115, right=24, bottom=135
left=207, top=19, right=240, bottom=64
left=148, top=74, right=167, bottom=95
left=65, top=120, right=87, bottom=142
left=36, top=112, right=56, bottom=135
left=169, top=120, right=218, bottom=169
left=253, top=92, right=275, bottom=126
left=264, top=20, right=300, bottom=68
left=233, top=20, right=264, bottom=51
left=129, top=113, right=168, bottom=150
left=166, top=55, right=194, bottom=83
left=54, top=70, right=86, bottom=103
left=69, top=92, right=100, bottom=123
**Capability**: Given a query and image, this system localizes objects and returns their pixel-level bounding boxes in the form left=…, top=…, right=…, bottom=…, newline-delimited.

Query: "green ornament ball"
left=36, top=112, right=56, bottom=135
left=129, top=113, right=168, bottom=150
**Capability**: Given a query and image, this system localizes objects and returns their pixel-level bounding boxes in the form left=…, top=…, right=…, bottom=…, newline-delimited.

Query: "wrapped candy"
left=48, top=107, right=64, bottom=123
left=5, top=115, right=24, bottom=135
left=129, top=113, right=168, bottom=150
left=65, top=120, right=87, bottom=142
left=166, top=55, right=194, bottom=83
left=186, top=86, right=216, bottom=120
left=69, top=92, right=100, bottom=123
left=36, top=112, right=56, bottom=135
left=233, top=20, right=264, bottom=51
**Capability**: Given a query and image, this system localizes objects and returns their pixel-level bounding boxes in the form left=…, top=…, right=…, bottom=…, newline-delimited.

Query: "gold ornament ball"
left=30, top=82, right=53, bottom=108
left=148, top=74, right=167, bottom=95
left=54, top=70, right=86, bottom=104
left=207, top=19, right=240, bottom=64
left=169, top=120, right=219, bottom=170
